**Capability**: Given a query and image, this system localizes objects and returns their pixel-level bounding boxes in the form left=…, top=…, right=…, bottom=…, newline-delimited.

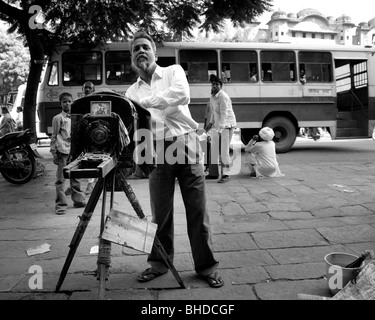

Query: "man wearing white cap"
left=244, top=127, right=284, bottom=178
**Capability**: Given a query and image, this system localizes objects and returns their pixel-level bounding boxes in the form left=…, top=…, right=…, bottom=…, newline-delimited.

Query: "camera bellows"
left=345, top=250, right=375, bottom=268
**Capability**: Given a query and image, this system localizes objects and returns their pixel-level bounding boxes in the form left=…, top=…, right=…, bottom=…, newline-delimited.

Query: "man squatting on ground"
left=125, top=31, right=224, bottom=288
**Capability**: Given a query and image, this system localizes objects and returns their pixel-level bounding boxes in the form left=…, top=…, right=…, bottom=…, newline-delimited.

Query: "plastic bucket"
left=324, top=252, right=365, bottom=295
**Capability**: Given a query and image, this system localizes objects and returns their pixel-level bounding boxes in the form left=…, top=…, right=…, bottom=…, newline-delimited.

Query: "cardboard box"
left=101, top=209, right=157, bottom=254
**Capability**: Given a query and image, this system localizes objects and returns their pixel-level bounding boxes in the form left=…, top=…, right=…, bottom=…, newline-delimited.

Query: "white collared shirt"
left=126, top=64, right=198, bottom=140
left=210, top=90, right=237, bottom=133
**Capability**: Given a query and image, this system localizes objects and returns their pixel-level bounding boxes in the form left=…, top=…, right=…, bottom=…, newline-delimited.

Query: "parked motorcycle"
left=0, top=129, right=43, bottom=184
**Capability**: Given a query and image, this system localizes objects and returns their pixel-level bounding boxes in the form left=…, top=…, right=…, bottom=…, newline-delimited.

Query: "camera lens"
left=91, top=127, right=109, bottom=145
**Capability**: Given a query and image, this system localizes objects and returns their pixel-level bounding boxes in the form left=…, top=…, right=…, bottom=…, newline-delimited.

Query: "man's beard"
left=138, top=60, right=149, bottom=72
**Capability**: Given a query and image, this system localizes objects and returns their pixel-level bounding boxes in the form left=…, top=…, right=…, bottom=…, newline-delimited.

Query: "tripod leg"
left=97, top=173, right=114, bottom=300
left=55, top=178, right=104, bottom=292
left=115, top=170, right=186, bottom=288
left=97, top=238, right=111, bottom=300
left=153, top=236, right=186, bottom=289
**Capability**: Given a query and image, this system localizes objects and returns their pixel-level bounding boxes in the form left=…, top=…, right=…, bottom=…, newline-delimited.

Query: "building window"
left=321, top=34, right=325, bottom=39
left=292, top=31, right=296, bottom=37
left=276, top=31, right=278, bottom=36
left=303, top=33, right=306, bottom=38
left=281, top=32, right=284, bottom=36
left=331, top=35, right=335, bottom=40
left=312, top=33, right=315, bottom=39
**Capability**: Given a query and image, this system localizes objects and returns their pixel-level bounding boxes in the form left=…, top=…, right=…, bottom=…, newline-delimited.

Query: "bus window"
left=261, top=51, right=296, bottom=82
left=179, top=50, right=218, bottom=83
left=62, top=51, right=102, bottom=86
left=105, top=51, right=137, bottom=84
left=48, top=62, right=58, bottom=86
left=221, top=50, right=258, bottom=83
left=157, top=56, right=176, bottom=67
left=298, top=52, right=332, bottom=83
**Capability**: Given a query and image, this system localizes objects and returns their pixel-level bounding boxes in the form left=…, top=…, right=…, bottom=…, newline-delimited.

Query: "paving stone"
left=219, top=266, right=269, bottom=285
left=222, top=202, right=247, bottom=215
left=252, top=229, right=329, bottom=249
left=317, top=224, right=375, bottom=244
left=215, top=250, right=276, bottom=268
left=11, top=272, right=100, bottom=293
left=312, top=207, right=345, bottom=217
left=254, top=279, right=331, bottom=300
left=70, top=288, right=155, bottom=300
left=264, top=262, right=326, bottom=280
left=335, top=215, right=375, bottom=226
left=0, top=275, right=25, bottom=292
left=220, top=220, right=288, bottom=233
left=265, top=203, right=302, bottom=212
left=159, top=284, right=257, bottom=300
left=283, top=217, right=348, bottom=229
left=223, top=213, right=270, bottom=224
left=268, top=211, right=314, bottom=220
left=240, top=202, right=269, bottom=213
left=212, top=233, right=258, bottom=252
left=340, top=205, right=373, bottom=216
left=266, top=245, right=353, bottom=264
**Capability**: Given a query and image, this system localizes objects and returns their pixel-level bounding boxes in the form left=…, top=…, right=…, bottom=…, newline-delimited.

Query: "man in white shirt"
left=206, top=77, right=237, bottom=183
left=126, top=31, right=223, bottom=288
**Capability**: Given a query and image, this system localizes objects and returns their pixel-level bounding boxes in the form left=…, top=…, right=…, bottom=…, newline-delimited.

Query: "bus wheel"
left=264, top=117, right=296, bottom=153
left=240, top=128, right=258, bottom=145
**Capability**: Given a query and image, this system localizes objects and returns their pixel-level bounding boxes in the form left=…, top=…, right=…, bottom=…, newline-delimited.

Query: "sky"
left=257, top=0, right=375, bottom=25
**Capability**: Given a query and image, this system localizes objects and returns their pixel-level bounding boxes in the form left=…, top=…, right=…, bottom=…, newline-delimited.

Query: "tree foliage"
left=0, top=27, right=30, bottom=93
left=0, top=0, right=272, bottom=136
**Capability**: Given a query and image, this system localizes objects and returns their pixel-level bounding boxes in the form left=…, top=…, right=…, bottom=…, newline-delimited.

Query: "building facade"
left=265, top=8, right=375, bottom=46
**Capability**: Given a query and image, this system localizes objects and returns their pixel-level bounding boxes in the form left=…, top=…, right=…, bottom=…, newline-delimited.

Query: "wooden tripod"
left=55, top=164, right=185, bottom=300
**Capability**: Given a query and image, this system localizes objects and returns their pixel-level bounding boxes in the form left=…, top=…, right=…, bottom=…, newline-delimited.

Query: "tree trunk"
left=23, top=29, right=45, bottom=143
left=24, top=59, right=43, bottom=138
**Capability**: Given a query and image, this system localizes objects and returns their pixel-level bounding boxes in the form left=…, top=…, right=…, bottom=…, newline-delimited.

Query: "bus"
left=0, top=90, right=18, bottom=109
left=37, top=41, right=375, bottom=152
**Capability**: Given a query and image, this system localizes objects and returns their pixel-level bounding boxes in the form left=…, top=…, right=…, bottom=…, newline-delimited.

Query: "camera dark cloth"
left=69, top=90, right=156, bottom=175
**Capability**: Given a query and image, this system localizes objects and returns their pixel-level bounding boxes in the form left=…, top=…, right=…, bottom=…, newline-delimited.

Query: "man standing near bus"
left=82, top=81, right=95, bottom=97
left=125, top=31, right=223, bottom=288
left=206, top=76, right=237, bottom=183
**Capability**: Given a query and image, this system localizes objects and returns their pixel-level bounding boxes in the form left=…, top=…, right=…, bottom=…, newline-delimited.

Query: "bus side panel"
left=37, top=101, right=61, bottom=135
left=189, top=97, right=337, bottom=128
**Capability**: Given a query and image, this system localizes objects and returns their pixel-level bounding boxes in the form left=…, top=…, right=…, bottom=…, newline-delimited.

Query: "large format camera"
left=69, top=90, right=154, bottom=175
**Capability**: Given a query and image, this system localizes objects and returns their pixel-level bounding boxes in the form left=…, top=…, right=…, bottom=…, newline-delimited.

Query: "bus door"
left=335, top=58, right=368, bottom=138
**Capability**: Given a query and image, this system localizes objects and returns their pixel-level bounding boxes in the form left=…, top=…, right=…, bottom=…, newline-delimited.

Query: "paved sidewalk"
left=1, top=139, right=375, bottom=301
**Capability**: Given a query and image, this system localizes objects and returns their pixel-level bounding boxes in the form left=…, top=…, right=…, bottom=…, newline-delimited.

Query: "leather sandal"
left=137, top=268, right=167, bottom=283
left=201, top=271, right=224, bottom=288
left=218, top=175, right=229, bottom=183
